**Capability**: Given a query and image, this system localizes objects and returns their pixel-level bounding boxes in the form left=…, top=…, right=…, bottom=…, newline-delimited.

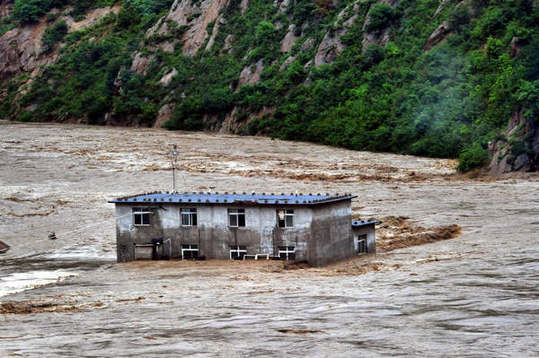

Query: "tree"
left=366, top=3, right=394, bottom=35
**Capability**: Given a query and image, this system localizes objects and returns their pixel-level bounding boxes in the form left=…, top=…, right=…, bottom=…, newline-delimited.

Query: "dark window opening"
left=277, top=209, right=294, bottom=228
left=230, top=245, right=247, bottom=260
left=279, top=246, right=295, bottom=260
left=228, top=208, right=246, bottom=227
left=133, top=207, right=151, bottom=226
left=358, top=234, right=367, bottom=254
left=182, top=244, right=199, bottom=259
left=181, top=208, right=197, bottom=226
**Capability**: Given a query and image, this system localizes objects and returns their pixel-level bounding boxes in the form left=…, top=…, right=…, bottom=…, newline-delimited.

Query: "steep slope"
left=0, top=0, right=537, bottom=172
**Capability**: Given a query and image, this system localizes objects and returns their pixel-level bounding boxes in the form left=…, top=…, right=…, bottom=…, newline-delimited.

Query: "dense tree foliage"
left=1, top=0, right=537, bottom=171
left=41, top=19, right=67, bottom=54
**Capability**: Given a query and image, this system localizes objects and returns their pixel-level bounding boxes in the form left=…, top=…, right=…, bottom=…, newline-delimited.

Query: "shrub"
left=13, top=0, right=52, bottom=23
left=41, top=20, right=68, bottom=54
left=449, top=5, right=470, bottom=33
left=70, top=0, right=92, bottom=21
left=293, top=0, right=316, bottom=25
left=255, top=21, right=276, bottom=45
left=365, top=3, right=394, bottom=35
left=124, top=0, right=174, bottom=16
left=17, top=111, right=34, bottom=122
left=165, top=96, right=205, bottom=130
left=363, top=44, right=385, bottom=65
left=457, top=142, right=489, bottom=172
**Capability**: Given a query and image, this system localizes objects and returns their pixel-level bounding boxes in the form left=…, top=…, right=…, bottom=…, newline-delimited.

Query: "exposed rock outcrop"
left=240, top=0, right=249, bottom=14
left=205, top=15, right=222, bottom=51
left=301, top=38, right=315, bottom=51
left=314, top=4, right=359, bottom=66
left=238, top=59, right=264, bottom=86
left=489, top=111, right=538, bottom=175
left=64, top=5, right=120, bottom=33
left=279, top=55, right=296, bottom=71
left=361, top=29, right=391, bottom=52
left=0, top=5, right=120, bottom=83
left=217, top=105, right=274, bottom=133
left=510, top=36, right=524, bottom=58
left=426, top=0, right=475, bottom=51
left=0, top=1, right=13, bottom=18
left=154, top=104, right=174, bottom=128
left=159, top=68, right=178, bottom=87
left=281, top=24, right=299, bottom=54
left=274, top=0, right=292, bottom=14
left=315, top=31, right=345, bottom=66
left=425, top=20, right=450, bottom=50
left=221, top=34, right=235, bottom=55
left=131, top=0, right=229, bottom=74
left=0, top=21, right=52, bottom=83
left=361, top=0, right=398, bottom=52
left=433, top=0, right=450, bottom=18
left=130, top=52, right=153, bottom=76
left=153, top=0, right=229, bottom=56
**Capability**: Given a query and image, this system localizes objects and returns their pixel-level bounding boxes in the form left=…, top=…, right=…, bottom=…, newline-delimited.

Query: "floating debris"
left=0, top=240, right=9, bottom=254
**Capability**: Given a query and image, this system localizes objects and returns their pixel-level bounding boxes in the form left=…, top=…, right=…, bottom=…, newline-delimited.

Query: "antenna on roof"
left=168, top=144, right=179, bottom=193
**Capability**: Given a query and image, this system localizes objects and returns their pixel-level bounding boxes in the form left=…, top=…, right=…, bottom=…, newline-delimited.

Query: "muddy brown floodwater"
left=0, top=121, right=538, bottom=357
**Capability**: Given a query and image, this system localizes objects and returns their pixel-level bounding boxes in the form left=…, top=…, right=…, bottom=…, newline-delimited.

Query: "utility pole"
left=168, top=144, right=179, bottom=192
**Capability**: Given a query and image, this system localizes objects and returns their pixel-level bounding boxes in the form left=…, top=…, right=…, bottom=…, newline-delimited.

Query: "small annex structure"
left=109, top=192, right=377, bottom=266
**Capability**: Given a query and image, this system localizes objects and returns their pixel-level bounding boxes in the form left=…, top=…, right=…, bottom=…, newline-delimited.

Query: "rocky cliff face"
left=489, top=112, right=538, bottom=175
left=0, top=0, right=440, bottom=116
left=0, top=1, right=12, bottom=18
left=0, top=0, right=537, bottom=173
left=131, top=0, right=229, bottom=75
left=0, top=5, right=119, bottom=83
left=0, top=19, right=53, bottom=82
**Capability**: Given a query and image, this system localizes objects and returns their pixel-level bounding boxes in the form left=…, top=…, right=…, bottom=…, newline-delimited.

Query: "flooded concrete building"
left=352, top=220, right=377, bottom=254
left=109, top=192, right=377, bottom=266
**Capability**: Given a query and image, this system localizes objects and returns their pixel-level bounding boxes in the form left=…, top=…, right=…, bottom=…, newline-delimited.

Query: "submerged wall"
left=309, top=201, right=354, bottom=266
left=352, top=224, right=376, bottom=254
left=115, top=204, right=315, bottom=262
left=115, top=200, right=358, bottom=265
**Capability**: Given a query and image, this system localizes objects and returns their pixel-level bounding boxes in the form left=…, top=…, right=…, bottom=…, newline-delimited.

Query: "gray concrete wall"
left=115, top=204, right=315, bottom=262
left=309, top=200, right=354, bottom=266
left=352, top=224, right=376, bottom=254
left=116, top=205, right=165, bottom=262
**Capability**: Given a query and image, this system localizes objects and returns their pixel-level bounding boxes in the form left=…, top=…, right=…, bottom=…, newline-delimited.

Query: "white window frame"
left=133, top=207, right=152, bottom=226
left=228, top=208, right=246, bottom=227
left=180, top=208, right=197, bottom=226
left=277, top=209, right=294, bottom=228
left=181, top=244, right=199, bottom=259
left=229, top=245, right=247, bottom=260
left=278, top=246, right=295, bottom=260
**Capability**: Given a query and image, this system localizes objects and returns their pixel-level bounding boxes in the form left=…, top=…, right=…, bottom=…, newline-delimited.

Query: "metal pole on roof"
left=168, top=144, right=179, bottom=193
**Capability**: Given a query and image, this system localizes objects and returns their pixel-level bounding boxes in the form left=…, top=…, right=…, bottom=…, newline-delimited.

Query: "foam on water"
left=0, top=269, right=78, bottom=298
left=38, top=244, right=116, bottom=261
left=0, top=245, right=113, bottom=299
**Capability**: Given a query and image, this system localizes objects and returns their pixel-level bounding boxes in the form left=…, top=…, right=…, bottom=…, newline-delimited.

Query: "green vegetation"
left=41, top=19, right=67, bottom=54
left=12, top=0, right=61, bottom=23
left=365, top=3, right=394, bottom=35
left=1, top=0, right=537, bottom=171
left=9, top=0, right=116, bottom=24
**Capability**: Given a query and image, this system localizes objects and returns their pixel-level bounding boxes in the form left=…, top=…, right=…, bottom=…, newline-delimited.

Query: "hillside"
left=0, top=0, right=537, bottom=172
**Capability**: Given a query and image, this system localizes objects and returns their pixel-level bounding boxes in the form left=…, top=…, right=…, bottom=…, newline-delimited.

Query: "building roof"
left=352, top=220, right=379, bottom=227
left=109, top=192, right=357, bottom=206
